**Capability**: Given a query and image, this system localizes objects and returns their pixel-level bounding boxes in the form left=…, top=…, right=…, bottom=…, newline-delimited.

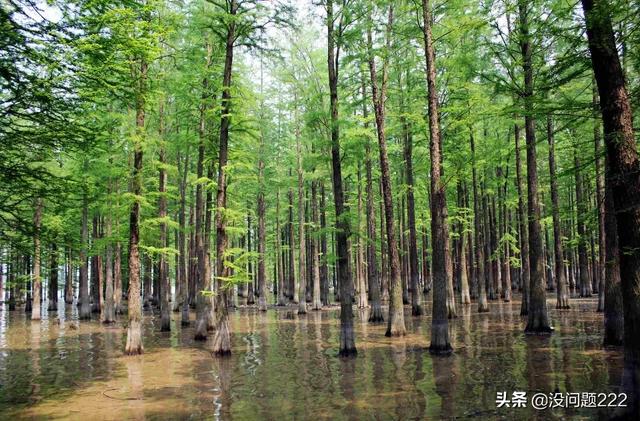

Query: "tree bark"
left=328, top=0, right=356, bottom=356
left=582, top=0, right=640, bottom=414
left=519, top=0, right=552, bottom=334
left=212, top=2, right=236, bottom=356
left=547, top=115, right=569, bottom=309
left=422, top=0, right=452, bottom=354
left=79, top=185, right=91, bottom=320
left=367, top=6, right=405, bottom=337
left=125, top=58, right=147, bottom=355
left=31, top=198, right=43, bottom=320
left=158, top=101, right=170, bottom=331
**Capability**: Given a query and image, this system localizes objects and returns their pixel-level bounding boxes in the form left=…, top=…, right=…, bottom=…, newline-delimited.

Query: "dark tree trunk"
left=158, top=102, right=170, bottom=332
left=514, top=123, right=530, bottom=315
left=328, top=0, right=356, bottom=356
left=574, top=142, right=592, bottom=297
left=212, top=3, right=236, bottom=356
left=583, top=0, right=640, bottom=414
left=547, top=115, right=570, bottom=309
left=367, top=7, right=405, bottom=337
left=423, top=0, right=452, bottom=354
left=471, top=131, right=488, bottom=312
left=48, top=243, right=58, bottom=311
left=320, top=183, right=329, bottom=306
left=594, top=85, right=606, bottom=312
left=79, top=186, right=90, bottom=319
left=519, top=1, right=551, bottom=333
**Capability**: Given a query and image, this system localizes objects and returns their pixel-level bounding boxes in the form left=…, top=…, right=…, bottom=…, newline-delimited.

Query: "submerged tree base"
left=125, top=321, right=143, bottom=355
left=428, top=344, right=453, bottom=356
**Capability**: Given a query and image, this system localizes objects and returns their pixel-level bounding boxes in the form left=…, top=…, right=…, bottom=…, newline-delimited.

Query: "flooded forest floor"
left=0, top=294, right=622, bottom=420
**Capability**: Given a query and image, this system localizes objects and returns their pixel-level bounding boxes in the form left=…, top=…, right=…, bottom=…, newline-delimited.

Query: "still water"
left=0, top=297, right=622, bottom=420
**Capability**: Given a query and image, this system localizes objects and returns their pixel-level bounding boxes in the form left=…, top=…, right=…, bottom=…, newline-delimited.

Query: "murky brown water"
left=0, top=296, right=623, bottom=420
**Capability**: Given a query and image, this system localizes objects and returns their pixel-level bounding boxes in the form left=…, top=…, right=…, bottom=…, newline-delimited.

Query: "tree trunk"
left=328, top=0, right=356, bottom=356
left=471, top=131, right=488, bottom=312
left=367, top=6, right=405, bottom=337
left=48, top=243, right=58, bottom=311
left=125, top=58, right=147, bottom=355
left=212, top=3, right=236, bottom=356
left=457, top=182, right=471, bottom=304
left=320, top=183, right=329, bottom=306
left=514, top=122, right=530, bottom=315
left=519, top=0, right=551, bottom=333
left=603, top=171, right=623, bottom=346
left=296, top=108, right=307, bottom=315
left=582, top=0, right=640, bottom=414
left=65, top=248, right=73, bottom=304
left=547, top=115, right=569, bottom=309
left=594, top=85, right=606, bottom=312
left=311, top=181, right=322, bottom=310
left=422, top=0, right=452, bottom=354
left=158, top=101, right=170, bottom=331
left=79, top=186, right=91, bottom=319
left=104, top=214, right=115, bottom=323
left=31, top=198, right=43, bottom=320
left=257, top=144, right=267, bottom=312
left=574, top=141, right=591, bottom=297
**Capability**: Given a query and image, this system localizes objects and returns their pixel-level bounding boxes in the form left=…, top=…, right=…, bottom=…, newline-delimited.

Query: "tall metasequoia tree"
left=125, top=58, right=147, bottom=355
left=64, top=248, right=73, bottom=304
left=103, top=167, right=115, bottom=323
left=514, top=122, right=530, bottom=315
left=295, top=103, right=307, bottom=315
left=211, top=0, right=237, bottom=356
left=158, top=101, right=170, bottom=331
left=574, top=141, right=591, bottom=297
left=362, top=82, right=383, bottom=322
left=276, top=190, right=287, bottom=306
left=518, top=0, right=551, bottom=334
left=456, top=182, right=471, bottom=304
left=422, top=0, right=451, bottom=354
left=31, top=198, right=43, bottom=320
left=547, top=116, right=569, bottom=309
left=582, top=0, right=640, bottom=414
left=257, top=139, right=267, bottom=311
left=311, top=180, right=322, bottom=310
left=470, top=131, right=488, bottom=312
left=593, top=86, right=606, bottom=312
left=48, top=243, right=58, bottom=311
left=367, top=5, right=405, bottom=337
left=179, top=151, right=190, bottom=325
left=79, top=183, right=91, bottom=320
left=401, top=79, right=423, bottom=316
left=327, top=0, right=356, bottom=356
left=194, top=41, right=213, bottom=340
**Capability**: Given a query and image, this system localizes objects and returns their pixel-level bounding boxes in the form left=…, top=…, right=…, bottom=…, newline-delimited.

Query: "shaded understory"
left=0, top=295, right=622, bottom=420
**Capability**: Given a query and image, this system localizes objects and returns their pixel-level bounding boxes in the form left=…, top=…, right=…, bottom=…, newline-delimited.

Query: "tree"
left=422, top=0, right=451, bottom=354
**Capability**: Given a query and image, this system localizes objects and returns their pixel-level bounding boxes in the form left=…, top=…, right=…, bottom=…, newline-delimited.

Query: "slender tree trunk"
left=296, top=108, right=307, bottom=315
left=320, top=183, right=329, bottom=306
left=367, top=6, right=405, bottom=337
left=594, top=85, right=606, bottom=312
left=288, top=176, right=295, bottom=303
left=311, top=181, right=322, bottom=310
left=194, top=41, right=212, bottom=340
left=79, top=186, right=91, bottom=319
left=179, top=151, right=190, bottom=325
left=519, top=0, right=551, bottom=333
left=328, top=0, right=356, bottom=355
left=362, top=88, right=383, bottom=322
left=31, top=198, right=43, bottom=320
left=514, top=123, right=530, bottom=315
left=457, top=182, right=471, bottom=304
left=276, top=190, right=287, bottom=306
left=104, top=214, right=115, bottom=323
left=402, top=103, right=422, bottom=316
left=158, top=101, right=170, bottom=331
left=582, top=0, right=640, bottom=414
left=48, top=243, right=58, bottom=311
left=65, top=248, right=73, bottom=304
left=471, top=131, right=488, bottom=312
left=257, top=149, right=267, bottom=312
left=212, top=4, right=236, bottom=356
left=548, top=115, right=569, bottom=309
left=423, top=0, right=452, bottom=354
left=125, top=58, right=147, bottom=355
left=574, top=142, right=591, bottom=297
